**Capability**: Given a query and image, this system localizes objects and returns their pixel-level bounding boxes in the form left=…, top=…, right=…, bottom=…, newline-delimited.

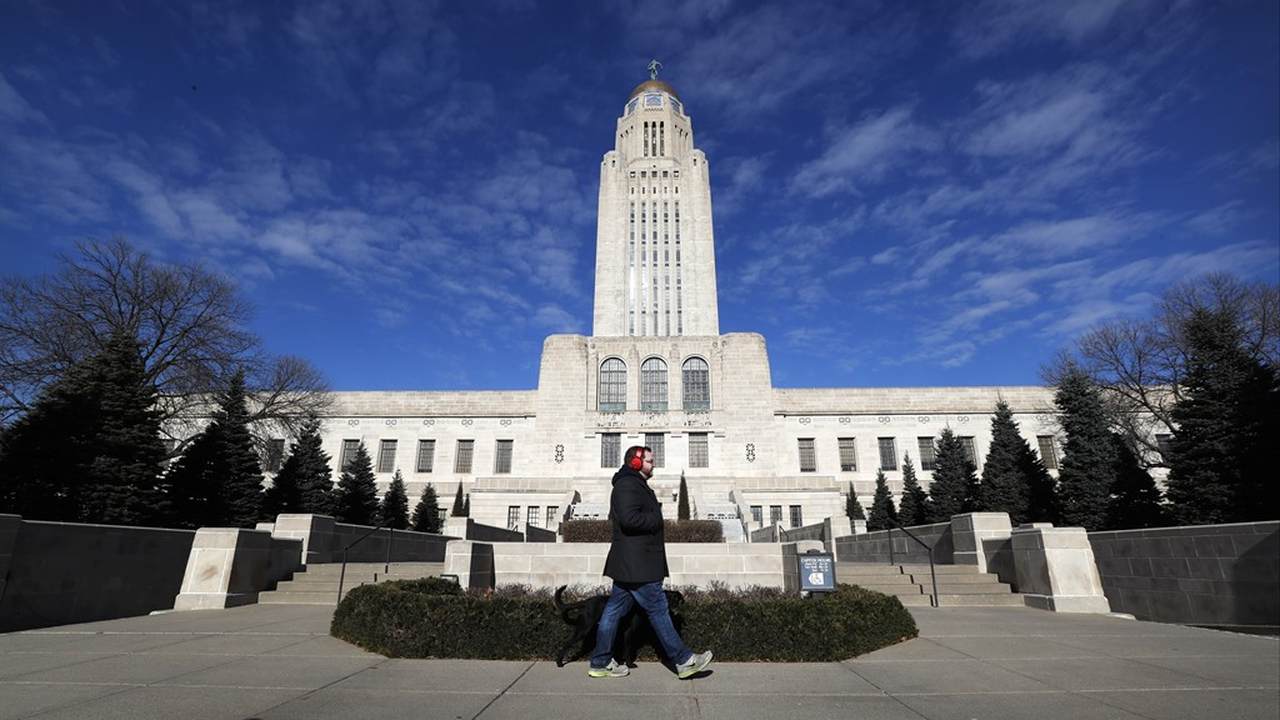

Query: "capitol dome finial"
left=647, top=58, right=662, bottom=80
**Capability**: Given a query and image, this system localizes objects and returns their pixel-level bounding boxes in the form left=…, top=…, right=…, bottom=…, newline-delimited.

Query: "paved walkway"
left=0, top=604, right=1275, bottom=719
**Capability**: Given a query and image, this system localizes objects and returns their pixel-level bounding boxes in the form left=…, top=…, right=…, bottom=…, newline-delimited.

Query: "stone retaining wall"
left=0, top=515, right=195, bottom=631
left=1088, top=521, right=1280, bottom=627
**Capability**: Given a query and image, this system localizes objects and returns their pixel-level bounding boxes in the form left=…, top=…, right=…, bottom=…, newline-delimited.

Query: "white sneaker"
left=587, top=659, right=630, bottom=678
left=675, top=650, right=713, bottom=679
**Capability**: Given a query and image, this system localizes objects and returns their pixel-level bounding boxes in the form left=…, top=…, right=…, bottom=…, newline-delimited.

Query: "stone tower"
left=591, top=73, right=720, bottom=337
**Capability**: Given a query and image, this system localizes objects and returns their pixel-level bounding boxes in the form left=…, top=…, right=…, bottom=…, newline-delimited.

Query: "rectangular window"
left=265, top=438, right=285, bottom=473
left=1036, top=436, right=1058, bottom=470
left=645, top=433, right=665, bottom=468
left=454, top=440, right=475, bottom=474
left=798, top=438, right=816, bottom=472
left=507, top=506, right=520, bottom=531
left=688, top=433, right=709, bottom=468
left=416, top=439, right=435, bottom=473
left=838, top=437, right=857, bottom=472
left=601, top=433, right=621, bottom=468
left=1155, top=434, right=1173, bottom=461
left=750, top=506, right=763, bottom=525
left=917, top=437, right=937, bottom=472
left=769, top=505, right=783, bottom=526
left=878, top=437, right=898, bottom=471
left=527, top=506, right=540, bottom=528
left=789, top=505, right=803, bottom=529
left=377, top=439, right=397, bottom=473
left=436, top=507, right=448, bottom=523
left=959, top=436, right=978, bottom=467
left=494, top=439, right=513, bottom=474
left=546, top=506, right=559, bottom=526
left=340, top=439, right=360, bottom=469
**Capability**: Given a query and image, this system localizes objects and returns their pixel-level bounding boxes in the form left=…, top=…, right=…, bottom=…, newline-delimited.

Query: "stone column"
left=174, top=528, right=277, bottom=610
left=1012, top=524, right=1111, bottom=614
left=852, top=519, right=867, bottom=535
left=271, top=514, right=337, bottom=564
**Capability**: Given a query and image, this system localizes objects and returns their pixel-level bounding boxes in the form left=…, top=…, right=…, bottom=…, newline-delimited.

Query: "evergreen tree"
left=1054, top=367, right=1115, bottom=530
left=978, top=401, right=1032, bottom=524
left=378, top=469, right=410, bottom=529
left=867, top=470, right=898, bottom=531
left=1022, top=441, right=1059, bottom=524
left=262, top=450, right=302, bottom=519
left=845, top=482, right=866, bottom=521
left=1106, top=434, right=1167, bottom=529
left=0, top=329, right=165, bottom=525
left=290, top=417, right=334, bottom=515
left=677, top=472, right=691, bottom=520
left=927, top=428, right=978, bottom=522
left=1166, top=307, right=1279, bottom=524
left=450, top=483, right=466, bottom=516
left=898, top=452, right=930, bottom=526
left=334, top=443, right=378, bottom=525
left=462, top=493, right=470, bottom=517
left=165, top=369, right=265, bottom=528
left=411, top=483, right=442, bottom=533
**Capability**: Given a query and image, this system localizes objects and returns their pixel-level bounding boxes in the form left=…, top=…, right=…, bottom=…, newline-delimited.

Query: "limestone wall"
left=834, top=522, right=954, bottom=564
left=0, top=515, right=195, bottom=631
left=1089, top=521, right=1280, bottom=627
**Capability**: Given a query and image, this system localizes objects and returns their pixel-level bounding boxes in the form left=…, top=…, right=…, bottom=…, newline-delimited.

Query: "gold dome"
left=628, top=79, right=680, bottom=101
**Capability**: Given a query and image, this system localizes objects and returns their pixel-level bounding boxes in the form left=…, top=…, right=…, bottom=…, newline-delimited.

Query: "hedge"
left=330, top=579, right=917, bottom=661
left=562, top=519, right=724, bottom=543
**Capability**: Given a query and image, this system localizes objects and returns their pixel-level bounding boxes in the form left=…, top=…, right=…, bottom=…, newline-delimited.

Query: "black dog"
left=552, top=585, right=684, bottom=668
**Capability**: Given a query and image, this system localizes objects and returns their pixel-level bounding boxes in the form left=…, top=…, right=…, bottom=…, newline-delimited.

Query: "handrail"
left=886, top=520, right=940, bottom=608
left=335, top=524, right=395, bottom=604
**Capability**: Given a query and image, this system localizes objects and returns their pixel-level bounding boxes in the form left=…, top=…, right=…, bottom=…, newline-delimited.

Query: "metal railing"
left=886, top=520, right=940, bottom=608
left=335, top=525, right=395, bottom=604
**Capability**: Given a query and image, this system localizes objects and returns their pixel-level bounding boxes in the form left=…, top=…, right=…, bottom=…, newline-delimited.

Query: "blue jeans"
left=588, top=581, right=692, bottom=668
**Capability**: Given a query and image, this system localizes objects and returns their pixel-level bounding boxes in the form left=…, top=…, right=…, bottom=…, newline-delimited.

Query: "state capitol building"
left=286, top=73, right=1065, bottom=536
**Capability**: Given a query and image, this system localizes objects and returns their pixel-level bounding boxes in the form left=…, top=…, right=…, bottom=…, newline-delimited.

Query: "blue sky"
left=2, top=0, right=1277, bottom=392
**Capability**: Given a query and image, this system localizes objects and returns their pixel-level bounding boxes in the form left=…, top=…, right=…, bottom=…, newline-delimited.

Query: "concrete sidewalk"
left=0, top=604, right=1275, bottom=720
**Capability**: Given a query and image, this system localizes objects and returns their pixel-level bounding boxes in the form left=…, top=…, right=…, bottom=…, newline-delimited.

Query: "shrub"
left=331, top=579, right=917, bottom=661
left=561, top=519, right=724, bottom=542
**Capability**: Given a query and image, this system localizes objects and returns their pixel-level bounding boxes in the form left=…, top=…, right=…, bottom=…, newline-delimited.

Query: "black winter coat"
left=602, top=466, right=669, bottom=583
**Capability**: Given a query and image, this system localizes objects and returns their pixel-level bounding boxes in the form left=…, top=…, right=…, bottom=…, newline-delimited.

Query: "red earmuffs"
left=629, top=453, right=644, bottom=470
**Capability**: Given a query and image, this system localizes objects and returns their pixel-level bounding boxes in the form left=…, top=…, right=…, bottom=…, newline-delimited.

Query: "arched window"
left=682, top=357, right=710, bottom=411
left=598, top=358, right=626, bottom=413
left=640, top=357, right=668, bottom=412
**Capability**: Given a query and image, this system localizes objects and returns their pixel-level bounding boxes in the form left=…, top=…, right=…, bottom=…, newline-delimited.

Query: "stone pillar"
left=952, top=512, right=1012, bottom=574
left=828, top=516, right=854, bottom=542
left=781, top=540, right=825, bottom=594
left=444, top=517, right=469, bottom=540
left=1012, top=525, right=1111, bottom=614
left=852, top=519, right=867, bottom=535
left=174, top=528, right=277, bottom=610
left=442, top=540, right=494, bottom=591
left=271, top=514, right=337, bottom=564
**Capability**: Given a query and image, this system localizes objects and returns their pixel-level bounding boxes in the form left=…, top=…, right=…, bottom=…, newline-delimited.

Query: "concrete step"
left=836, top=573, right=916, bottom=585
left=291, top=562, right=444, bottom=578
left=835, top=563, right=983, bottom=576
left=906, top=572, right=1001, bottom=584
left=895, top=592, right=1027, bottom=607
left=258, top=590, right=344, bottom=606
left=897, top=564, right=982, bottom=575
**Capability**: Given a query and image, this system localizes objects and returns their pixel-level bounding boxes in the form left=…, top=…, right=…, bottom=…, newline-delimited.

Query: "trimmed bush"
left=561, top=519, right=724, bottom=543
left=330, top=579, right=917, bottom=661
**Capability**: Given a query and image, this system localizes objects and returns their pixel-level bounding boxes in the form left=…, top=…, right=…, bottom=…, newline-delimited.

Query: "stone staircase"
left=836, top=562, right=1026, bottom=607
left=257, top=562, right=447, bottom=606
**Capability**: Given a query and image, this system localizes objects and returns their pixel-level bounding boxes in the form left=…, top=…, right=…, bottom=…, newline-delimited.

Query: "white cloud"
left=950, top=0, right=1147, bottom=58
left=791, top=106, right=936, bottom=198
left=0, top=72, right=47, bottom=126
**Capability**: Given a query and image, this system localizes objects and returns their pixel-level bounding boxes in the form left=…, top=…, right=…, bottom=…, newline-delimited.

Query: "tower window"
left=682, top=357, right=709, bottom=410
left=640, top=357, right=668, bottom=412
left=598, top=358, right=627, bottom=412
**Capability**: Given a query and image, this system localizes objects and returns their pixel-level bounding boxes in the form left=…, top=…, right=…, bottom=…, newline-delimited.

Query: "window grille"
left=601, top=433, right=621, bottom=468
left=750, top=506, right=763, bottom=524
left=340, top=439, right=360, bottom=469
left=682, top=357, right=710, bottom=410
left=838, top=437, right=857, bottom=472
left=527, top=506, right=540, bottom=528
left=640, top=357, right=668, bottom=411
left=688, top=433, right=709, bottom=468
left=454, top=440, right=474, bottom=474
left=265, top=438, right=285, bottom=473
left=546, top=506, right=559, bottom=527
left=769, top=505, right=783, bottom=525
left=789, top=505, right=803, bottom=529
left=878, top=437, right=898, bottom=471
left=598, top=358, right=626, bottom=412
left=494, top=439, right=513, bottom=474
left=798, top=438, right=816, bottom=472
left=645, top=433, right=665, bottom=468
left=917, top=437, right=937, bottom=471
left=959, top=437, right=978, bottom=467
left=416, top=440, right=435, bottom=473
left=377, top=440, right=397, bottom=473
left=1037, top=436, right=1058, bottom=470
left=507, top=506, right=520, bottom=531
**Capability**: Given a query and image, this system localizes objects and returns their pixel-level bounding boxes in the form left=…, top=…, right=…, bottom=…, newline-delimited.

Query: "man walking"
left=587, top=445, right=713, bottom=679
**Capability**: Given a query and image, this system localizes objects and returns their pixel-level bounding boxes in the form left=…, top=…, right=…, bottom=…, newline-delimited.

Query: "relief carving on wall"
left=745, top=443, right=756, bottom=463
left=554, top=444, right=565, bottom=464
